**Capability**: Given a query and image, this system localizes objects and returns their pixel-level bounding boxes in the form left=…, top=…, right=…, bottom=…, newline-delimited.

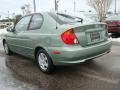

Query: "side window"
left=15, top=16, right=31, bottom=31
left=29, top=14, right=43, bottom=30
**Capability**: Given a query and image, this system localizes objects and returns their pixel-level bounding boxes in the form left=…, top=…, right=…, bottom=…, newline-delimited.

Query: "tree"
left=21, top=6, right=25, bottom=15
left=13, top=15, right=22, bottom=25
left=0, top=19, right=13, bottom=22
left=55, top=0, right=60, bottom=11
left=21, top=4, right=31, bottom=15
left=88, top=0, right=112, bottom=22
left=24, top=4, right=31, bottom=14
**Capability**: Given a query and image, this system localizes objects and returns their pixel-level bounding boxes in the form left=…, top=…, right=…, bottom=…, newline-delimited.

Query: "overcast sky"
left=0, top=0, right=119, bottom=18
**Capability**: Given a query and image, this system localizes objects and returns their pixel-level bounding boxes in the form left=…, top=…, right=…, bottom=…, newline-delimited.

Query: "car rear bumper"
left=47, top=40, right=112, bottom=65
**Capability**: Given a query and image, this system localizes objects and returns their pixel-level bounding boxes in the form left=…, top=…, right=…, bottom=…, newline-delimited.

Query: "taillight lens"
left=61, top=28, right=79, bottom=45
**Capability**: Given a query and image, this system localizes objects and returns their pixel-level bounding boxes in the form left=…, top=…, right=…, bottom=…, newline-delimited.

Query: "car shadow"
left=4, top=52, right=119, bottom=89
left=110, top=33, right=120, bottom=38
left=5, top=52, right=108, bottom=76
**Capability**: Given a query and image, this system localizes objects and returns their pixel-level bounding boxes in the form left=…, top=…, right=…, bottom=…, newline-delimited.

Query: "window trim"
left=28, top=13, right=44, bottom=30
left=14, top=15, right=33, bottom=31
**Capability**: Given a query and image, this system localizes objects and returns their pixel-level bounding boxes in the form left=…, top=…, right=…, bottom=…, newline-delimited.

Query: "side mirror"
left=7, top=27, right=15, bottom=32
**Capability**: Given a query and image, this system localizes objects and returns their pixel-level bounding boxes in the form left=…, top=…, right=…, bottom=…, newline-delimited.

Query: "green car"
left=2, top=12, right=112, bottom=73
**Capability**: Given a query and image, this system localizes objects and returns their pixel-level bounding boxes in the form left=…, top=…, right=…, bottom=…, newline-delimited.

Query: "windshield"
left=48, top=12, right=81, bottom=25
left=80, top=15, right=93, bottom=22
left=57, top=13, right=79, bottom=23
left=59, top=12, right=93, bottom=22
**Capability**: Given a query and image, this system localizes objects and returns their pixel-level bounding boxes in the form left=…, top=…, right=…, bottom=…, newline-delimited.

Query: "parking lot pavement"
left=110, top=38, right=120, bottom=46
left=0, top=40, right=120, bottom=90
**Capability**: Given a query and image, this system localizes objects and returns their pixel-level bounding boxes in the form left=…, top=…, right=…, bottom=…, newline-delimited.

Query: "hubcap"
left=38, top=53, right=48, bottom=71
left=4, top=43, right=9, bottom=54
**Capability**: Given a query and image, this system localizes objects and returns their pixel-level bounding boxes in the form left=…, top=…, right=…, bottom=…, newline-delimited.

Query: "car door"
left=16, top=14, right=44, bottom=57
left=25, top=14, right=44, bottom=56
left=6, top=15, right=32, bottom=55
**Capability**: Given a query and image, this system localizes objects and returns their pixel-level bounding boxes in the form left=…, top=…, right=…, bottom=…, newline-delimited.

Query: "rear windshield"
left=48, top=13, right=79, bottom=25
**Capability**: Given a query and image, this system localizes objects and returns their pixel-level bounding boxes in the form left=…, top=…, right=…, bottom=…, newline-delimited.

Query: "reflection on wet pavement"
left=0, top=40, right=120, bottom=90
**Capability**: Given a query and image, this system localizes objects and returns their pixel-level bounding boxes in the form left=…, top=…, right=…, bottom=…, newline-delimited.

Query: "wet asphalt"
left=0, top=39, right=120, bottom=90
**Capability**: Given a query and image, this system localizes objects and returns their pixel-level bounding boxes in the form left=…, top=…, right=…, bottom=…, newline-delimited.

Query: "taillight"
left=61, top=28, right=79, bottom=45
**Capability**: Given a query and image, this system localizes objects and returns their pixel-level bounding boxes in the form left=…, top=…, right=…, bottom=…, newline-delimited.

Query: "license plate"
left=90, top=32, right=100, bottom=42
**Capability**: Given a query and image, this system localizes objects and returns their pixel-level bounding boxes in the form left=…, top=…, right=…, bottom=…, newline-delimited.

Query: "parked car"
left=106, top=15, right=120, bottom=36
left=2, top=12, right=112, bottom=73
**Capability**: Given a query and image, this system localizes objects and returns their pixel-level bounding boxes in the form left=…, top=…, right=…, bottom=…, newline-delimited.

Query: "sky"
left=0, top=0, right=119, bottom=19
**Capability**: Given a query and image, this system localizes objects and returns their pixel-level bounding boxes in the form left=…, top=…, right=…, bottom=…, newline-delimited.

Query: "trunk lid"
left=61, top=23, right=108, bottom=47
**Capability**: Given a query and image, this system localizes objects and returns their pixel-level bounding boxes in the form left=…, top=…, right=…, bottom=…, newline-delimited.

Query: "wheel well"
left=34, top=47, right=45, bottom=58
left=3, top=39, right=5, bottom=45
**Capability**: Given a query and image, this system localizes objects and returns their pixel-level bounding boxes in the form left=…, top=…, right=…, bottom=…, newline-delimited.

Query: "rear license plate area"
left=90, top=32, right=100, bottom=42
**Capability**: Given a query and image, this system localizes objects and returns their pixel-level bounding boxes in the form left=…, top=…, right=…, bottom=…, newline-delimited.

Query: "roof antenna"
left=56, top=13, right=58, bottom=29
left=55, top=0, right=60, bottom=29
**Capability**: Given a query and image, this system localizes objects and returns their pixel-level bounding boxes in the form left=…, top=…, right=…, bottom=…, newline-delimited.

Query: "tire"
left=3, top=41, right=12, bottom=55
left=36, top=49, right=54, bottom=74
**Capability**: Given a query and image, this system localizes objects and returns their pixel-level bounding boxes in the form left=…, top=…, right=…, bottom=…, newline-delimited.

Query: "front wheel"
left=36, top=49, right=54, bottom=74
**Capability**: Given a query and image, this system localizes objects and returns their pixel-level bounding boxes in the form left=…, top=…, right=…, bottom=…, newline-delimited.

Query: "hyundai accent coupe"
left=2, top=12, right=112, bottom=73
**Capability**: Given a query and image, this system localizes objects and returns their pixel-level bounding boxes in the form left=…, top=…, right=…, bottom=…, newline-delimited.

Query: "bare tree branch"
left=88, top=0, right=112, bottom=22
left=21, top=4, right=32, bottom=15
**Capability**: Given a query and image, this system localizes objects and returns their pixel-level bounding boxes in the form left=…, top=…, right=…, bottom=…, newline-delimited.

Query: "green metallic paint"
left=2, top=12, right=112, bottom=65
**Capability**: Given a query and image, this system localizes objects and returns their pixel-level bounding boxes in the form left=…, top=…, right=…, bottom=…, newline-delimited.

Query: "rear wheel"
left=3, top=41, right=12, bottom=55
left=36, top=49, right=54, bottom=74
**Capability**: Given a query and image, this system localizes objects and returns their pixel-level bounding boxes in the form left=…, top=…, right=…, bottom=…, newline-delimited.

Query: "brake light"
left=61, top=28, right=79, bottom=45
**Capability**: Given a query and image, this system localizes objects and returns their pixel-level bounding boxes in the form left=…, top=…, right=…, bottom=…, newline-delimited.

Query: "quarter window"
left=15, top=16, right=31, bottom=31
left=29, top=14, right=43, bottom=30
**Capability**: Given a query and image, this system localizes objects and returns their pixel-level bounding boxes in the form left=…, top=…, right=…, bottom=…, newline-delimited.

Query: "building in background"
left=0, top=21, right=13, bottom=29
